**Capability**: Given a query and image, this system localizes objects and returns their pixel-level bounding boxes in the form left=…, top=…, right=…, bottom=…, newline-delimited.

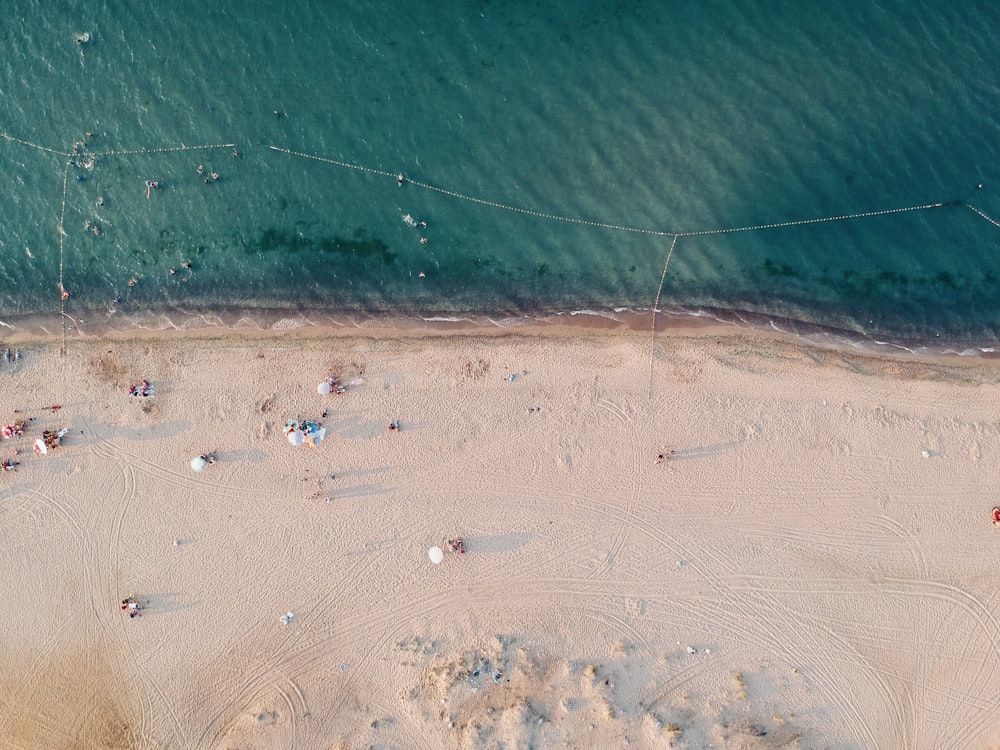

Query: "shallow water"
left=1, top=0, right=999, bottom=347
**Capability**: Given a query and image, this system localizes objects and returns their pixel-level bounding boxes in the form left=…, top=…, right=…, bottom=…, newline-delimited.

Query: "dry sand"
left=1, top=328, right=999, bottom=749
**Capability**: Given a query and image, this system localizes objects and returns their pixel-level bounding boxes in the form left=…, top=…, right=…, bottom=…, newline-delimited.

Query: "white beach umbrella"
left=190, top=455, right=207, bottom=472
left=317, top=381, right=332, bottom=395
left=287, top=430, right=305, bottom=446
left=428, top=546, right=444, bottom=565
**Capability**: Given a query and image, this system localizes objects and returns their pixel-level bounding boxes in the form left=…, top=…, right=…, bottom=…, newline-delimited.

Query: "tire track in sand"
left=83, top=438, right=188, bottom=748
left=95, top=461, right=156, bottom=748
left=193, top=586, right=465, bottom=749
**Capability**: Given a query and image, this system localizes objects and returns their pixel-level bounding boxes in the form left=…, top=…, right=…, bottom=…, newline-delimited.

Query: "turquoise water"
left=1, top=0, right=999, bottom=348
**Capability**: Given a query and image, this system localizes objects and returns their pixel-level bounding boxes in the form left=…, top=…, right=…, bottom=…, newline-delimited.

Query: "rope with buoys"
left=267, top=145, right=397, bottom=180
left=967, top=204, right=1000, bottom=229
left=269, top=145, right=677, bottom=236
left=57, top=162, right=71, bottom=357
left=89, top=142, right=236, bottom=157
left=0, top=130, right=67, bottom=156
left=267, top=145, right=970, bottom=239
left=649, top=234, right=679, bottom=397
left=405, top=174, right=676, bottom=235
left=676, top=201, right=949, bottom=237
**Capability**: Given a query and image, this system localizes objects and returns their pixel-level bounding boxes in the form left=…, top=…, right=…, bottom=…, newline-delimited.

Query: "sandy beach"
left=1, top=327, right=999, bottom=749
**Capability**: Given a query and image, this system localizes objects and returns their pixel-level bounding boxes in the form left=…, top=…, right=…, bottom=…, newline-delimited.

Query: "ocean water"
left=1, top=0, right=999, bottom=349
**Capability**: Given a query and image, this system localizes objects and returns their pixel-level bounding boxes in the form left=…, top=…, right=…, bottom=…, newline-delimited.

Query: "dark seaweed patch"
left=242, top=226, right=395, bottom=264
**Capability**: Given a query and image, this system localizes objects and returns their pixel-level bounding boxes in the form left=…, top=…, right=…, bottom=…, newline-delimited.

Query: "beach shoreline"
left=4, top=301, right=998, bottom=363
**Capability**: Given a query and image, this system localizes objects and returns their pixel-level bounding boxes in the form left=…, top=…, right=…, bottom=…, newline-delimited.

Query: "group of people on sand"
left=2, top=419, right=26, bottom=472
left=1, top=419, right=26, bottom=440
left=1, top=417, right=69, bottom=470
left=324, top=375, right=347, bottom=395
left=128, top=379, right=155, bottom=397
left=38, top=429, right=69, bottom=452
left=120, top=595, right=142, bottom=619
left=1, top=423, right=76, bottom=466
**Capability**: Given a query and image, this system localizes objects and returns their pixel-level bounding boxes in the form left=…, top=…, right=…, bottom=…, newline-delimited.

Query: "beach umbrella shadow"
left=331, top=412, right=421, bottom=439
left=466, top=532, right=532, bottom=554
left=139, top=592, right=201, bottom=616
left=89, top=420, right=191, bottom=442
left=320, top=411, right=369, bottom=439
left=213, top=448, right=269, bottom=464
left=332, top=466, right=392, bottom=480
left=334, top=483, right=396, bottom=500
left=0, top=482, right=40, bottom=503
left=670, top=439, right=744, bottom=460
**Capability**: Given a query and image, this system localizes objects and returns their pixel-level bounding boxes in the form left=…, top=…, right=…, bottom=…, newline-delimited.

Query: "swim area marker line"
left=967, top=204, right=1000, bottom=229
left=0, top=128, right=238, bottom=355
left=268, top=146, right=677, bottom=237
left=268, top=145, right=971, bottom=239
left=675, top=201, right=949, bottom=238
left=649, top=235, right=679, bottom=397
left=57, top=161, right=70, bottom=357
left=0, top=130, right=236, bottom=159
left=89, top=143, right=236, bottom=158
left=0, top=130, right=67, bottom=156
left=267, top=145, right=399, bottom=180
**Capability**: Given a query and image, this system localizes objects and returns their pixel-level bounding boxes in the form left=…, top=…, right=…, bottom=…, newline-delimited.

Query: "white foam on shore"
left=567, top=309, right=625, bottom=322
left=2, top=303, right=998, bottom=361
left=272, top=318, right=309, bottom=330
